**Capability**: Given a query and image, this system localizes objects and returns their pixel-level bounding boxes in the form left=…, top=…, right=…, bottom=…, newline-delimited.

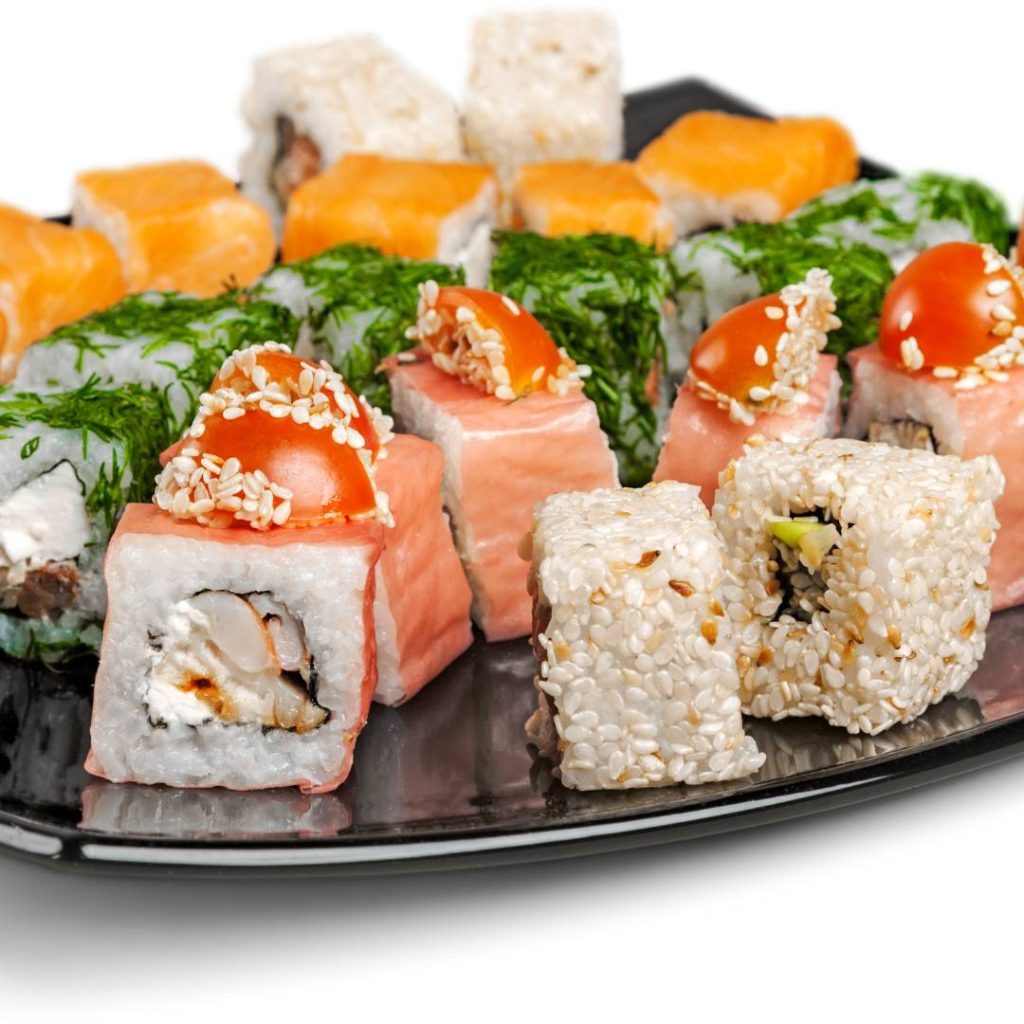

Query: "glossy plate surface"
left=6, top=78, right=1018, bottom=878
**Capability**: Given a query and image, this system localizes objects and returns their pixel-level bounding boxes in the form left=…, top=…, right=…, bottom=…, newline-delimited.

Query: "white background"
left=2, top=1, right=1024, bottom=1020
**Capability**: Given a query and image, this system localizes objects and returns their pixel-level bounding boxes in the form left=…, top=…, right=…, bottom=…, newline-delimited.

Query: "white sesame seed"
left=753, top=345, right=769, bottom=367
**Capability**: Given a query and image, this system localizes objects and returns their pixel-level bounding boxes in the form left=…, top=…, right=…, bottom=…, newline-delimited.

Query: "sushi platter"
left=2, top=14, right=1024, bottom=877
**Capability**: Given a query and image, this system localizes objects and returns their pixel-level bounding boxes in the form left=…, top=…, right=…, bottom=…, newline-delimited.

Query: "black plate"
left=10, top=78, right=1015, bottom=879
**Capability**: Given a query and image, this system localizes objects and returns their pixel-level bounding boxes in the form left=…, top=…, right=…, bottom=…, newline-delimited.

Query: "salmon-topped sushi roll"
left=240, top=36, right=463, bottom=227
left=846, top=241, right=1024, bottom=611
left=89, top=344, right=393, bottom=792
left=636, top=111, right=858, bottom=236
left=72, top=160, right=275, bottom=298
left=281, top=154, right=498, bottom=280
left=390, top=283, right=618, bottom=641
left=0, top=204, right=124, bottom=380
left=511, top=162, right=676, bottom=250
left=654, top=269, right=842, bottom=506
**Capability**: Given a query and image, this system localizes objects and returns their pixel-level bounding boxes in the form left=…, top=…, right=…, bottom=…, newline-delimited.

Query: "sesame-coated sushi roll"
left=373, top=434, right=473, bottom=706
left=526, top=483, right=766, bottom=790
left=240, top=36, right=463, bottom=226
left=390, top=283, right=618, bottom=641
left=511, top=162, right=675, bottom=250
left=636, top=111, right=857, bottom=236
left=250, top=244, right=463, bottom=413
left=0, top=204, right=125, bottom=381
left=89, top=345, right=392, bottom=792
left=714, top=437, right=1003, bottom=735
left=281, top=154, right=497, bottom=278
left=654, top=269, right=842, bottom=505
left=14, top=292, right=298, bottom=429
left=462, top=11, right=622, bottom=198
left=846, top=241, right=1024, bottom=610
left=73, top=161, right=275, bottom=297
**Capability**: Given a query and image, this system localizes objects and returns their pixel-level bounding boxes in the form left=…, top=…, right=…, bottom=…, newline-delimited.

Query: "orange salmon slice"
left=0, top=204, right=125, bottom=381
left=73, top=160, right=275, bottom=298
left=282, top=153, right=497, bottom=264
left=635, top=111, right=857, bottom=233
left=513, top=161, right=675, bottom=250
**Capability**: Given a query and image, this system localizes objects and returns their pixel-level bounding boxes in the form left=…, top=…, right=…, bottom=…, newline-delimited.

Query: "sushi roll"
left=14, top=291, right=298, bottom=428
left=88, top=344, right=392, bottom=792
left=0, top=204, right=125, bottom=381
left=462, top=11, right=622, bottom=197
left=789, top=173, right=1013, bottom=271
left=372, top=434, right=473, bottom=706
left=73, top=160, right=275, bottom=297
left=846, top=241, right=1024, bottom=611
left=525, top=482, right=766, bottom=790
left=669, top=172, right=1011, bottom=373
left=390, top=283, right=618, bottom=641
left=635, top=110, right=858, bottom=236
left=0, top=380, right=177, bottom=663
left=240, top=36, right=463, bottom=226
left=714, top=437, right=1003, bottom=735
left=250, top=244, right=462, bottom=414
left=488, top=230, right=672, bottom=485
left=281, top=154, right=498, bottom=276
left=654, top=269, right=842, bottom=505
left=511, top=161, right=675, bottom=249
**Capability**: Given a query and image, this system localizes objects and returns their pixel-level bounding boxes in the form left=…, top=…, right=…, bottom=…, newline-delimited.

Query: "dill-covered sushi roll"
left=73, top=160, right=275, bottom=297
left=250, top=244, right=463, bottom=413
left=0, top=381, right=176, bottom=662
left=391, top=283, right=618, bottom=641
left=670, top=172, right=1011, bottom=374
left=14, top=292, right=298, bottom=428
left=462, top=11, right=622, bottom=198
left=488, top=230, right=671, bottom=486
left=846, top=241, right=1024, bottom=611
left=714, top=437, right=1003, bottom=735
left=654, top=269, right=842, bottom=505
left=788, top=173, right=1013, bottom=270
left=89, top=345, right=392, bottom=792
left=0, top=204, right=125, bottom=381
left=635, top=110, right=857, bottom=235
left=525, top=482, right=766, bottom=790
left=281, top=154, right=498, bottom=276
left=240, top=36, right=463, bottom=226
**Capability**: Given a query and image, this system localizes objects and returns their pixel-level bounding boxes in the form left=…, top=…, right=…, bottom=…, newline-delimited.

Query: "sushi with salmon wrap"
left=89, top=344, right=393, bottom=792
left=14, top=291, right=298, bottom=429
left=846, top=240, right=1024, bottom=611
left=0, top=380, right=177, bottom=663
left=714, top=437, right=1002, bottom=734
left=0, top=204, right=125, bottom=381
left=654, top=268, right=842, bottom=506
left=389, top=282, right=618, bottom=641
left=249, top=243, right=463, bottom=413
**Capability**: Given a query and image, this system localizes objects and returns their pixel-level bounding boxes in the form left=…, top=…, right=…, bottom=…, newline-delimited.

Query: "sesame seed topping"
left=899, top=310, right=914, bottom=332
left=765, top=306, right=785, bottom=320
left=753, top=345, right=769, bottom=367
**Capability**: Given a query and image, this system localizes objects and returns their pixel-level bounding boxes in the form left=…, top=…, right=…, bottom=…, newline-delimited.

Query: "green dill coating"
left=251, top=244, right=464, bottom=413
left=908, top=172, right=1011, bottom=253
left=13, top=292, right=299, bottom=431
left=0, top=379, right=178, bottom=663
left=684, top=224, right=894, bottom=365
left=488, top=231, right=670, bottom=486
